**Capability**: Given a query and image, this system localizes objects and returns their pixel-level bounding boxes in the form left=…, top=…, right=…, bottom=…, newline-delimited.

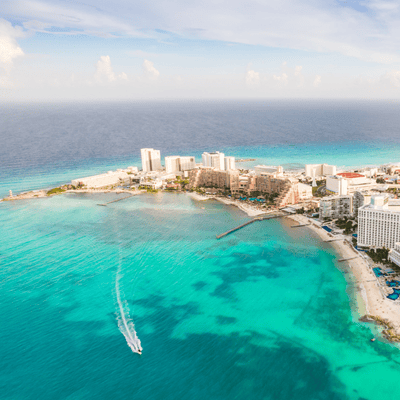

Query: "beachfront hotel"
left=305, top=163, right=336, bottom=178
left=389, top=243, right=400, bottom=267
left=141, top=148, right=162, bottom=172
left=71, top=170, right=131, bottom=188
left=358, top=195, right=400, bottom=249
left=224, top=156, right=236, bottom=171
left=319, top=195, right=353, bottom=220
left=202, top=151, right=225, bottom=170
left=165, top=156, right=196, bottom=174
left=254, top=165, right=283, bottom=177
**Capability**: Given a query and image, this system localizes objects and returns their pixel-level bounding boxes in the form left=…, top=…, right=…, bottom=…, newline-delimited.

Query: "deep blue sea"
left=2, top=100, right=400, bottom=400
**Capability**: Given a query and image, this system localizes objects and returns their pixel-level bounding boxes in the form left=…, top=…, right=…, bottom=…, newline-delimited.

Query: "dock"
left=216, top=213, right=286, bottom=239
left=97, top=194, right=136, bottom=206
left=338, top=256, right=359, bottom=263
left=290, top=223, right=310, bottom=228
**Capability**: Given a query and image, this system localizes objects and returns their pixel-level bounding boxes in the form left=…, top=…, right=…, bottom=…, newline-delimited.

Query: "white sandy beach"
left=288, top=214, right=400, bottom=339
left=187, top=193, right=269, bottom=217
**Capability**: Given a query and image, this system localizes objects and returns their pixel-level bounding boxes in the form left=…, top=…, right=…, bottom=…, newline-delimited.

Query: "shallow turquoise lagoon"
left=1, top=192, right=400, bottom=400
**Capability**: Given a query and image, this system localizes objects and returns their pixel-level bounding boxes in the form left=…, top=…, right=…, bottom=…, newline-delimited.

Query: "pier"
left=324, top=238, right=344, bottom=242
left=216, top=213, right=286, bottom=239
left=338, top=256, right=359, bottom=263
left=98, top=194, right=137, bottom=206
left=290, top=223, right=310, bottom=228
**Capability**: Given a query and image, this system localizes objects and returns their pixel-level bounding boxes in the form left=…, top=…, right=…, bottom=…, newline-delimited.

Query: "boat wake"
left=115, top=270, right=142, bottom=355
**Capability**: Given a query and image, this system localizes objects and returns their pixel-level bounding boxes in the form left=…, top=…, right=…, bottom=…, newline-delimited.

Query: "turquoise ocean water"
left=2, top=101, right=400, bottom=399
left=2, top=191, right=400, bottom=400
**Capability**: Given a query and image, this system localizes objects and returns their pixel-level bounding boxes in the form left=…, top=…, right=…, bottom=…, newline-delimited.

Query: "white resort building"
left=202, top=151, right=236, bottom=171
left=202, top=151, right=225, bottom=170
left=71, top=170, right=130, bottom=188
left=319, top=195, right=353, bottom=220
left=358, top=195, right=400, bottom=249
left=165, top=156, right=196, bottom=174
left=305, top=163, right=336, bottom=178
left=326, top=175, right=348, bottom=195
left=254, top=165, right=283, bottom=177
left=389, top=243, right=400, bottom=267
left=224, top=156, right=236, bottom=171
left=141, top=148, right=162, bottom=172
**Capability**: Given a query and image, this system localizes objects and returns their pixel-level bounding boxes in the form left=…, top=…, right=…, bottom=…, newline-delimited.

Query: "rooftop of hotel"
left=337, top=172, right=365, bottom=178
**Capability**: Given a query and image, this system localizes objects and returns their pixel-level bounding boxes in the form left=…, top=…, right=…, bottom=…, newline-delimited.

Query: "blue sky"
left=1, top=0, right=400, bottom=100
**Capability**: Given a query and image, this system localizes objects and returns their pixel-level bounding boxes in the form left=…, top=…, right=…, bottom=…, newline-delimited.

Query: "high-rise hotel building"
left=164, top=156, right=196, bottom=173
left=202, top=151, right=236, bottom=171
left=358, top=195, right=400, bottom=249
left=141, top=148, right=162, bottom=172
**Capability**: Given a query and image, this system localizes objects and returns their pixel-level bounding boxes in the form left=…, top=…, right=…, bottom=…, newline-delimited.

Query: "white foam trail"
left=116, top=269, right=142, bottom=354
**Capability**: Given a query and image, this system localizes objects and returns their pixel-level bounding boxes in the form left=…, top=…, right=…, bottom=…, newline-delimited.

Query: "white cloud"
left=245, top=68, right=260, bottom=85
left=273, top=72, right=288, bottom=85
left=0, top=19, right=24, bottom=72
left=313, top=75, right=322, bottom=87
left=3, top=1, right=400, bottom=64
left=119, top=72, right=128, bottom=80
left=142, top=59, right=160, bottom=80
left=94, top=55, right=127, bottom=83
left=95, top=55, right=116, bottom=82
left=294, top=66, right=302, bottom=76
left=380, top=70, right=400, bottom=88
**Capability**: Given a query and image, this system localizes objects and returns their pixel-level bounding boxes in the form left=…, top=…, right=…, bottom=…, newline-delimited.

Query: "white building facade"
left=319, top=195, right=353, bottom=220
left=71, top=171, right=129, bottom=188
left=296, top=183, right=313, bottom=200
left=358, top=196, right=400, bottom=248
left=326, top=175, right=348, bottom=195
left=353, top=191, right=372, bottom=218
left=305, top=164, right=336, bottom=178
left=254, top=165, right=283, bottom=176
left=202, top=151, right=225, bottom=170
left=141, top=148, right=162, bottom=172
left=165, top=156, right=196, bottom=173
left=224, top=156, right=236, bottom=171
left=389, top=243, right=400, bottom=267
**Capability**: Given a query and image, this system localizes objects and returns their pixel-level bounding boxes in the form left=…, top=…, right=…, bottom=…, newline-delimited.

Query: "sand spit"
left=1, top=188, right=146, bottom=202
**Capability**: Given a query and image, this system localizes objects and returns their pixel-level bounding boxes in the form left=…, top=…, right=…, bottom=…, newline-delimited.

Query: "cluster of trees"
left=47, top=187, right=66, bottom=196
left=174, top=177, right=189, bottom=188
left=367, top=248, right=390, bottom=264
left=376, top=177, right=386, bottom=184
left=336, top=217, right=357, bottom=234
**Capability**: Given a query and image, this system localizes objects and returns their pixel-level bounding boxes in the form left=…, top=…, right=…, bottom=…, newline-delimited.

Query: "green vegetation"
left=376, top=177, right=385, bottom=184
left=295, top=207, right=305, bottom=214
left=366, top=248, right=389, bottom=264
left=47, top=187, right=66, bottom=196
left=335, top=217, right=357, bottom=234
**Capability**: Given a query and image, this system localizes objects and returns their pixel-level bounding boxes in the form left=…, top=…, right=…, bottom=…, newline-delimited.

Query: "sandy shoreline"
left=186, top=192, right=268, bottom=217
left=1, top=188, right=146, bottom=202
left=288, top=214, right=400, bottom=341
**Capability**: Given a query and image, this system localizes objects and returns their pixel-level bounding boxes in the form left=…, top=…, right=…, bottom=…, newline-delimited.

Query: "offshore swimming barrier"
left=216, top=212, right=287, bottom=239
left=115, top=270, right=142, bottom=354
left=98, top=194, right=137, bottom=206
